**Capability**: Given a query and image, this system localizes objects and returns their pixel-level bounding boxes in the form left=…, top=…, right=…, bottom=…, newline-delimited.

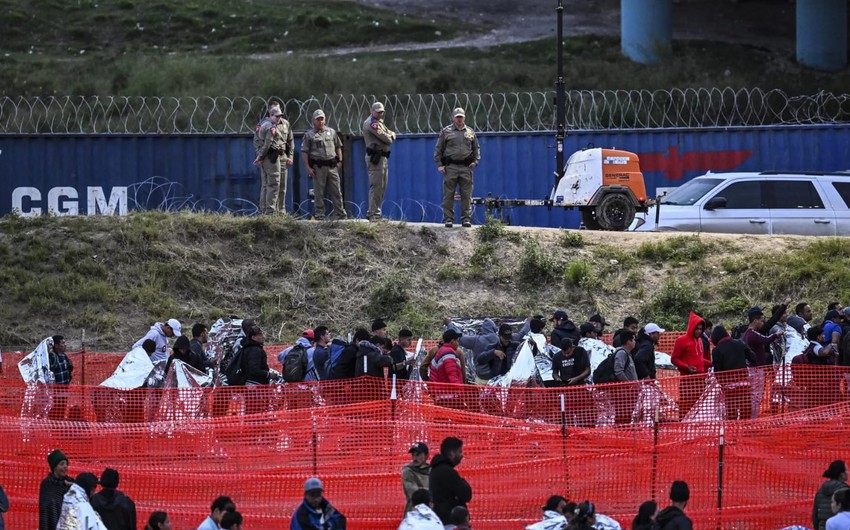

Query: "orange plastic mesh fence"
left=0, top=366, right=847, bottom=529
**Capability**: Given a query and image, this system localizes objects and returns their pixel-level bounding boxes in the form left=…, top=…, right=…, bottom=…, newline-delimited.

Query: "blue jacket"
left=0, top=483, right=8, bottom=530
left=290, top=498, right=346, bottom=530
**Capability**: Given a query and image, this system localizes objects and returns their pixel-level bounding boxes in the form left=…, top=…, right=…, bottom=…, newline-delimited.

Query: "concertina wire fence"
left=0, top=337, right=848, bottom=529
left=2, top=88, right=850, bottom=135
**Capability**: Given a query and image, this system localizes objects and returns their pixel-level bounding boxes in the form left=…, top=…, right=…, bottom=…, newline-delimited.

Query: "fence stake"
left=560, top=393, right=569, bottom=499
left=651, top=405, right=659, bottom=501
left=717, top=423, right=725, bottom=530
left=81, top=329, right=86, bottom=385
left=312, top=412, right=318, bottom=477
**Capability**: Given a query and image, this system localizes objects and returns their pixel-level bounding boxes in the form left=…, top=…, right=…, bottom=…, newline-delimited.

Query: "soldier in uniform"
left=362, top=101, right=396, bottom=221
left=267, top=102, right=295, bottom=213
left=433, top=107, right=480, bottom=228
left=301, top=109, right=348, bottom=220
left=253, top=106, right=286, bottom=215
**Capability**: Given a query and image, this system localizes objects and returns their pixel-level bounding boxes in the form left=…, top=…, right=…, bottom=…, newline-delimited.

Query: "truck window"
left=831, top=182, right=850, bottom=208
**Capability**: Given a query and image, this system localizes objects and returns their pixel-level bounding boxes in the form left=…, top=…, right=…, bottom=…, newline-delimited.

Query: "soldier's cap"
left=452, top=107, right=465, bottom=118
left=312, top=109, right=326, bottom=120
left=371, top=102, right=385, bottom=113
left=304, top=477, right=323, bottom=492
left=408, top=442, right=428, bottom=454
left=270, top=108, right=282, bottom=117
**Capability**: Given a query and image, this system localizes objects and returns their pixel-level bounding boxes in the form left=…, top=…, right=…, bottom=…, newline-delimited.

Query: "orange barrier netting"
left=0, top=367, right=848, bottom=529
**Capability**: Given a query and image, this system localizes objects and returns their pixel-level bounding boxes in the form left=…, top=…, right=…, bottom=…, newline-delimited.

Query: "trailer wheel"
left=581, top=208, right=601, bottom=230
left=595, top=193, right=635, bottom=231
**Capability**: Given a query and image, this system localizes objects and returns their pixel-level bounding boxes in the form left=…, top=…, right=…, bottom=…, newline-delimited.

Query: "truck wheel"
left=581, top=209, right=601, bottom=230
left=596, top=193, right=635, bottom=231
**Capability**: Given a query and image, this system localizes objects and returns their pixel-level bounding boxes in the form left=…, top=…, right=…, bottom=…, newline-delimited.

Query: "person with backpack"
left=710, top=325, right=757, bottom=420
left=354, top=334, right=393, bottom=378
left=330, top=329, right=370, bottom=380
left=281, top=331, right=313, bottom=383
left=671, top=312, right=712, bottom=420
left=90, top=468, right=136, bottom=530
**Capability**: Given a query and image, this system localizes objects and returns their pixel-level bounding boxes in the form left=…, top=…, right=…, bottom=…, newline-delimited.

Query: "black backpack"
left=593, top=348, right=629, bottom=384
left=731, top=322, right=748, bottom=340
left=282, top=343, right=308, bottom=382
left=223, top=346, right=247, bottom=386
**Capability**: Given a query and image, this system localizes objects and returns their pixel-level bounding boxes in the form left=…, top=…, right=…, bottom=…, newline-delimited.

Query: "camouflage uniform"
left=362, top=105, right=396, bottom=220
left=275, top=117, right=295, bottom=213
left=433, top=118, right=480, bottom=225
left=302, top=123, right=347, bottom=220
left=254, top=115, right=285, bottom=215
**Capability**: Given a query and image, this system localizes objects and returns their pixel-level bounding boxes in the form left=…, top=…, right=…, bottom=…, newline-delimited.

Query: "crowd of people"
left=12, top=440, right=849, bottom=529
left=26, top=296, right=850, bottom=428
left=252, top=100, right=479, bottom=227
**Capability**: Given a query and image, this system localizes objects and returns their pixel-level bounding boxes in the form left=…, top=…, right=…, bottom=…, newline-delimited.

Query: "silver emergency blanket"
left=154, top=359, right=212, bottom=424
left=525, top=511, right=568, bottom=530
left=772, top=324, right=808, bottom=405
left=655, top=351, right=674, bottom=370
left=449, top=316, right=527, bottom=383
left=99, top=347, right=154, bottom=389
left=398, top=504, right=444, bottom=530
left=208, top=318, right=245, bottom=386
left=593, top=514, right=622, bottom=530
left=632, top=381, right=680, bottom=425
left=18, top=337, right=54, bottom=383
left=579, top=337, right=615, bottom=381
left=57, top=483, right=108, bottom=530
left=163, top=359, right=213, bottom=388
left=489, top=331, right=548, bottom=387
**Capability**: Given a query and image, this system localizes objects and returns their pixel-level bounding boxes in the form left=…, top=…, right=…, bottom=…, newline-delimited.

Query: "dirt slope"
left=1, top=212, right=846, bottom=352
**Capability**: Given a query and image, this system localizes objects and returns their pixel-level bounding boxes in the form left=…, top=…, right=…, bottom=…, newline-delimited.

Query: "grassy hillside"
left=1, top=0, right=848, bottom=96
left=2, top=212, right=849, bottom=351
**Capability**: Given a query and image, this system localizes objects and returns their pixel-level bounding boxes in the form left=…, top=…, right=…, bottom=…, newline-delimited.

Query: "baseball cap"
left=304, top=477, right=323, bottom=492
left=371, top=102, right=385, bottom=112
left=312, top=109, right=325, bottom=120
left=589, top=314, right=609, bottom=327
left=551, top=310, right=568, bottom=321
left=747, top=306, right=764, bottom=317
left=644, top=323, right=665, bottom=334
left=498, top=324, right=513, bottom=337
left=442, top=329, right=460, bottom=342
left=99, top=468, right=119, bottom=488
left=452, top=107, right=465, bottom=118
left=167, top=318, right=182, bottom=336
left=302, top=329, right=315, bottom=340
left=269, top=107, right=282, bottom=117
left=580, top=322, right=597, bottom=335
left=408, top=442, right=429, bottom=454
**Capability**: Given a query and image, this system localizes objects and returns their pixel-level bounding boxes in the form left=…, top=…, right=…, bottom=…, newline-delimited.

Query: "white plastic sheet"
left=18, top=337, right=54, bottom=384
left=99, top=347, right=155, bottom=389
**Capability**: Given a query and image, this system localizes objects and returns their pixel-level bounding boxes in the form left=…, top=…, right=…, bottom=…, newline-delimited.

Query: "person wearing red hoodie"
left=429, top=329, right=465, bottom=409
left=671, top=312, right=712, bottom=419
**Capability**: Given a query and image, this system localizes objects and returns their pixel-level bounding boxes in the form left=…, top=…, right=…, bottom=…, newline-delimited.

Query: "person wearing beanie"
left=814, top=460, right=849, bottom=530
left=40, top=449, right=72, bottom=530
left=164, top=335, right=203, bottom=374
left=371, top=319, right=388, bottom=337
left=655, top=480, right=692, bottom=530
left=91, top=468, right=137, bottom=530
left=56, top=472, right=108, bottom=530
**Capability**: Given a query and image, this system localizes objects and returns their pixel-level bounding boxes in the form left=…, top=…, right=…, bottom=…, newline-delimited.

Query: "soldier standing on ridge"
left=254, top=106, right=286, bottom=215
left=263, top=101, right=295, bottom=213
left=434, top=107, right=480, bottom=228
left=363, top=101, right=396, bottom=221
left=301, top=109, right=348, bottom=220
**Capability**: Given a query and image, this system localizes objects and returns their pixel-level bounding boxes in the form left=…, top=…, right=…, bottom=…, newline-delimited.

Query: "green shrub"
left=560, top=231, right=585, bottom=248
left=518, top=239, right=557, bottom=284
left=636, top=235, right=712, bottom=262
left=366, top=274, right=409, bottom=317
left=564, top=260, right=593, bottom=287
left=640, top=278, right=698, bottom=330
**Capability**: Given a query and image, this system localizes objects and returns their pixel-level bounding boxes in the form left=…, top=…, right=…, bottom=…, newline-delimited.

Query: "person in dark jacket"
left=189, top=323, right=210, bottom=369
left=164, top=335, right=204, bottom=374
left=91, top=468, right=136, bottom=530
left=0, top=481, right=8, bottom=530
left=633, top=323, right=664, bottom=380
left=39, top=449, right=73, bottom=530
left=475, top=324, right=517, bottom=384
left=710, top=325, right=757, bottom=421
left=813, top=460, right=849, bottom=530
left=612, top=316, right=640, bottom=348
left=48, top=335, right=74, bottom=420
left=550, top=311, right=580, bottom=348
left=354, top=335, right=393, bottom=378
left=429, top=436, right=472, bottom=524
left=632, top=500, right=658, bottom=530
left=390, top=329, right=415, bottom=380
left=291, top=477, right=346, bottom=530
left=655, top=481, right=692, bottom=530
left=330, top=329, right=370, bottom=380
left=241, top=326, right=273, bottom=415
